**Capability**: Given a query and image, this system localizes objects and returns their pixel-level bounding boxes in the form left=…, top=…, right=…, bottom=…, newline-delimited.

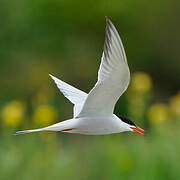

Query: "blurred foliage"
left=0, top=0, right=180, bottom=179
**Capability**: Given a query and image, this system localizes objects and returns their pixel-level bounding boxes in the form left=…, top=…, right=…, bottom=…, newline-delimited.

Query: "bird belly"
left=65, top=116, right=122, bottom=135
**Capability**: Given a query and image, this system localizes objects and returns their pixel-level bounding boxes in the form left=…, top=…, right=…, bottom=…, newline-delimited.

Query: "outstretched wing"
left=77, top=17, right=130, bottom=117
left=49, top=74, right=88, bottom=117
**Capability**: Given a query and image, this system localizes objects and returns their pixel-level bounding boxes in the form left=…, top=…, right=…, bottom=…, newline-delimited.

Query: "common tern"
left=15, top=17, right=144, bottom=136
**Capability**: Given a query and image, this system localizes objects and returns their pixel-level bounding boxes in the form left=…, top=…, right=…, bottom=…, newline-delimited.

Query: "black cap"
left=117, top=115, right=136, bottom=126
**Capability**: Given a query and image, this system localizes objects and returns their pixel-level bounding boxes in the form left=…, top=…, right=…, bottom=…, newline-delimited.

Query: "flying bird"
left=15, top=17, right=144, bottom=136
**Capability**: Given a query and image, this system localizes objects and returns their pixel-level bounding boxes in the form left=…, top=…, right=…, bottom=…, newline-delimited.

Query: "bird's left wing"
left=77, top=17, right=130, bottom=117
left=49, top=74, right=88, bottom=117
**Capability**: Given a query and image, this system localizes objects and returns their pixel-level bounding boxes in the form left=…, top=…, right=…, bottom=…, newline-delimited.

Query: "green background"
left=0, top=0, right=180, bottom=179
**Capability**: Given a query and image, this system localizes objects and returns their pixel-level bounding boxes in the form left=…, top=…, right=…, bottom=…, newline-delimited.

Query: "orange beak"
left=131, top=126, right=144, bottom=136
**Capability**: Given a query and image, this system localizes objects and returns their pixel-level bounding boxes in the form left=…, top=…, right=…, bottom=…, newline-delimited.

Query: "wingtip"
left=49, top=74, right=60, bottom=83
left=105, top=16, right=110, bottom=20
left=49, top=74, right=55, bottom=80
left=105, top=16, right=112, bottom=25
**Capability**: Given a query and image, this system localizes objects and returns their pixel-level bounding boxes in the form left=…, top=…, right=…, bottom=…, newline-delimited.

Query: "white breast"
left=67, top=115, right=127, bottom=135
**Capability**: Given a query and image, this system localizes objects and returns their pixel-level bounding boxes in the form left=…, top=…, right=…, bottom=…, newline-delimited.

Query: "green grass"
left=0, top=125, right=180, bottom=180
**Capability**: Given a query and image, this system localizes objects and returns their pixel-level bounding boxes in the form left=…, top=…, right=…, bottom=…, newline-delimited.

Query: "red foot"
left=62, top=128, right=73, bottom=132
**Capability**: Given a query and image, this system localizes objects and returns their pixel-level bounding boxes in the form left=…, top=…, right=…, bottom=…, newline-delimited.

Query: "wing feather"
left=77, top=17, right=130, bottom=117
left=49, top=74, right=87, bottom=117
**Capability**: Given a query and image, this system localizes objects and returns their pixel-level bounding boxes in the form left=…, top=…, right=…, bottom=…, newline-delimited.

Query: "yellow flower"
left=1, top=101, right=25, bottom=127
left=169, top=92, right=180, bottom=116
left=148, top=103, right=169, bottom=123
left=130, top=72, right=152, bottom=93
left=33, top=104, right=58, bottom=126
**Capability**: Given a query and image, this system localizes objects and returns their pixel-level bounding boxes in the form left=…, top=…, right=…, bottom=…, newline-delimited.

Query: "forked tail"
left=14, top=128, right=46, bottom=135
left=14, top=119, right=75, bottom=135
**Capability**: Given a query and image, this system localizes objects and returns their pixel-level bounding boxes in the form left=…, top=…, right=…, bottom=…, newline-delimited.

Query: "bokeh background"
left=0, top=0, right=180, bottom=179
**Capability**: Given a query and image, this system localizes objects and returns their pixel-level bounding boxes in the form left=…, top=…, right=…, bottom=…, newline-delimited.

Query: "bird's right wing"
left=49, top=74, right=88, bottom=117
left=76, top=17, right=130, bottom=118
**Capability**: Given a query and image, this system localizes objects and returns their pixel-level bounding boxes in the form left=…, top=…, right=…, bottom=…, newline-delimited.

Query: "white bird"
left=15, top=17, right=144, bottom=136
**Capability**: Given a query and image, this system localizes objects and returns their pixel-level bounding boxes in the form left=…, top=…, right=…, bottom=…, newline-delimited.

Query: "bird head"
left=118, top=116, right=144, bottom=136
